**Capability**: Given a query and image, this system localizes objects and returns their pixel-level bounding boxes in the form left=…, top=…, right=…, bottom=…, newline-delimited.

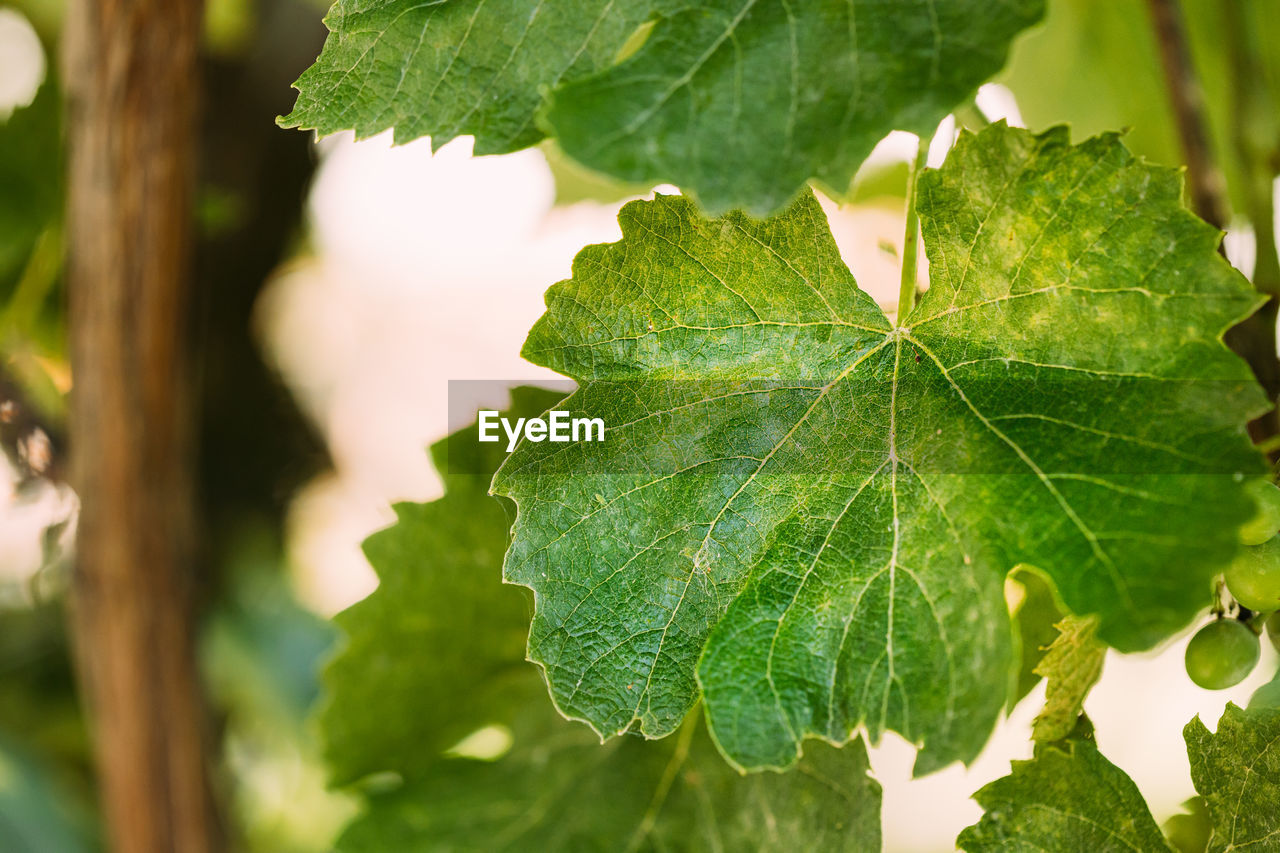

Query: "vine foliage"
left=286, top=1, right=1280, bottom=849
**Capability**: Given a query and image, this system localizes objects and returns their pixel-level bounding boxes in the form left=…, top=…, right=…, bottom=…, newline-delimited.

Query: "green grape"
left=1225, top=537, right=1280, bottom=612
left=1268, top=611, right=1280, bottom=654
left=1239, top=479, right=1280, bottom=545
left=1184, top=619, right=1260, bottom=690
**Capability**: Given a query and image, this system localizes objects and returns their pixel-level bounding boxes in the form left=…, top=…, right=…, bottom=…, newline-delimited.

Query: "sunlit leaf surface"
left=494, top=124, right=1266, bottom=772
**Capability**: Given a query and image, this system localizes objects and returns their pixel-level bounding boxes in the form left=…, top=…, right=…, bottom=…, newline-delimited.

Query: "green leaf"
left=0, top=734, right=95, bottom=853
left=1249, top=666, right=1280, bottom=711
left=340, top=709, right=882, bottom=852
left=957, top=737, right=1171, bottom=851
left=320, top=385, right=564, bottom=786
left=0, top=76, right=60, bottom=294
left=279, top=0, right=658, bottom=154
left=324, top=388, right=881, bottom=850
left=493, top=123, right=1266, bottom=773
left=545, top=0, right=1044, bottom=215
left=1032, top=614, right=1105, bottom=743
left=1164, top=797, right=1212, bottom=853
left=1008, top=567, right=1065, bottom=706
left=1185, top=703, right=1280, bottom=853
left=283, top=0, right=1044, bottom=215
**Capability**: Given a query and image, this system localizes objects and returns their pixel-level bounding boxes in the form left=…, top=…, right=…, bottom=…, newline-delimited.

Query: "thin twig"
left=1220, top=0, right=1280, bottom=459
left=1149, top=0, right=1280, bottom=460
left=1224, top=0, right=1280, bottom=296
left=1146, top=0, right=1231, bottom=229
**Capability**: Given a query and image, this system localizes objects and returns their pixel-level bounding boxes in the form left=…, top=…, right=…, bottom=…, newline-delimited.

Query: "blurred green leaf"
left=0, top=75, right=61, bottom=302
left=204, top=554, right=336, bottom=727
left=0, top=734, right=95, bottom=853
left=0, top=67, right=66, bottom=417
left=1248, top=664, right=1280, bottom=710
left=201, top=523, right=353, bottom=853
left=1000, top=1, right=1179, bottom=171
left=1008, top=568, right=1064, bottom=706
left=543, top=142, right=652, bottom=207
left=0, top=603, right=89, bottom=793
left=340, top=708, right=881, bottom=853
left=320, top=386, right=562, bottom=787
left=1164, top=797, right=1212, bottom=853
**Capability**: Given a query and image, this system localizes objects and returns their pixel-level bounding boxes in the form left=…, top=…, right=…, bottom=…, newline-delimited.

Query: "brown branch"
left=1146, top=0, right=1231, bottom=230
left=1224, top=0, right=1280, bottom=297
left=1148, top=0, right=1280, bottom=459
left=63, top=0, right=222, bottom=850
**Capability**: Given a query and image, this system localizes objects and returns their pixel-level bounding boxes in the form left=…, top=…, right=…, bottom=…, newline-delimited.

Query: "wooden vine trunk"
left=63, top=0, right=220, bottom=849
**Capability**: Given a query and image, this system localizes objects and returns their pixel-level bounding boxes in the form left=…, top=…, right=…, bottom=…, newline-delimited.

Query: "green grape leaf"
left=1185, top=703, right=1280, bottom=853
left=957, top=737, right=1171, bottom=851
left=544, top=0, right=1043, bottom=215
left=282, top=0, right=1044, bottom=215
left=320, top=385, right=564, bottom=785
left=1250, top=665, right=1280, bottom=711
left=340, top=708, right=882, bottom=852
left=279, top=0, right=658, bottom=154
left=1164, top=797, right=1213, bottom=853
left=324, top=388, right=882, bottom=850
left=493, top=123, right=1266, bottom=773
left=1032, top=614, right=1105, bottom=743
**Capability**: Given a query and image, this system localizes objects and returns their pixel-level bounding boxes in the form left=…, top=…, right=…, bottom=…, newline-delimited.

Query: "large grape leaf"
left=492, top=123, right=1267, bottom=773
left=1185, top=703, right=1280, bottom=853
left=281, top=0, right=1044, bottom=215
left=323, top=388, right=881, bottom=850
left=957, top=735, right=1171, bottom=851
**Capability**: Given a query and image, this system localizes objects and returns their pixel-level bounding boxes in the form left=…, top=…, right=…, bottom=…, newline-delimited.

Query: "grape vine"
left=282, top=0, right=1280, bottom=849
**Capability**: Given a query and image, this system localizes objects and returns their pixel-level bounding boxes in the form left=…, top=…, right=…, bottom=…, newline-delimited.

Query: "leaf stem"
left=1, top=225, right=62, bottom=335
left=626, top=707, right=698, bottom=852
left=897, top=138, right=929, bottom=322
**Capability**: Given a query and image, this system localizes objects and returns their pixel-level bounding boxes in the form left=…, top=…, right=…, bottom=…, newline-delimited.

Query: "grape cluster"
left=1184, top=480, right=1280, bottom=690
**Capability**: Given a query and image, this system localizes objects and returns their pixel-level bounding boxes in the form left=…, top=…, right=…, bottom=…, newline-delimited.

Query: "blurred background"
left=1, top=0, right=1277, bottom=850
